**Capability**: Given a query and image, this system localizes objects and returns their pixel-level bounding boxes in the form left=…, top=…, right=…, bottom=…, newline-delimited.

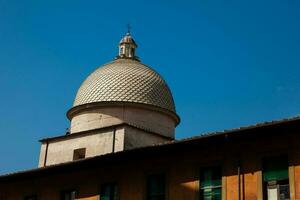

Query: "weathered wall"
left=123, top=106, right=176, bottom=138
left=294, top=164, right=300, bottom=198
left=2, top=125, right=300, bottom=200
left=70, top=105, right=176, bottom=138
left=124, top=125, right=170, bottom=149
left=38, top=143, right=47, bottom=167
left=38, top=124, right=171, bottom=167
left=70, top=107, right=123, bottom=134
left=38, top=127, right=125, bottom=167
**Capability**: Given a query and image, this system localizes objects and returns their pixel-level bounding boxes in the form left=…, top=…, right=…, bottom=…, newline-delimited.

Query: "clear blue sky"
left=0, top=0, right=300, bottom=174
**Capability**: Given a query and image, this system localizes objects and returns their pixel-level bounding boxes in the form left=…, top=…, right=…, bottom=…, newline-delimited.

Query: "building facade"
left=0, top=32, right=300, bottom=200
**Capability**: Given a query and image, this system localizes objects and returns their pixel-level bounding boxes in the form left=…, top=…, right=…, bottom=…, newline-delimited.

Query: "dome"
left=68, top=32, right=179, bottom=135
left=73, top=58, right=176, bottom=113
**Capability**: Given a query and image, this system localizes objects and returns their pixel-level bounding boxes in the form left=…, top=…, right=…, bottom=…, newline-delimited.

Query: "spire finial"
left=117, top=26, right=139, bottom=61
left=127, top=24, right=131, bottom=35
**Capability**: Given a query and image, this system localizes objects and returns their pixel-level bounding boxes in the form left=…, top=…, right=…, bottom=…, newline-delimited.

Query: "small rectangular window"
left=263, top=155, right=290, bottom=200
left=199, top=166, right=222, bottom=200
left=100, top=183, right=118, bottom=200
left=146, top=173, right=166, bottom=200
left=73, top=148, right=86, bottom=161
left=120, top=47, right=124, bottom=55
left=24, top=195, right=37, bottom=200
left=60, top=190, right=76, bottom=200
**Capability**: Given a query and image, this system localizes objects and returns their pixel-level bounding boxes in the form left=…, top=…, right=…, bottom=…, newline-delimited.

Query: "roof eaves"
left=1, top=115, right=300, bottom=180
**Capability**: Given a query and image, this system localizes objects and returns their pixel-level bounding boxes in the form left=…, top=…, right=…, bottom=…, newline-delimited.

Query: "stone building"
left=0, top=32, right=300, bottom=200
left=38, top=31, right=179, bottom=167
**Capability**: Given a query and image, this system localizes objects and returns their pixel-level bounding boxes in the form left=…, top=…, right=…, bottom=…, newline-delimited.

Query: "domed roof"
left=73, top=58, right=176, bottom=113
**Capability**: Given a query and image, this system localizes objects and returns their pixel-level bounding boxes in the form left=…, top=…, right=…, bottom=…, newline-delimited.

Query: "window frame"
left=262, top=154, right=290, bottom=200
left=144, top=170, right=169, bottom=200
left=100, top=182, right=119, bottom=200
left=60, top=189, right=77, bottom=200
left=199, top=165, right=223, bottom=200
left=73, top=148, right=86, bottom=161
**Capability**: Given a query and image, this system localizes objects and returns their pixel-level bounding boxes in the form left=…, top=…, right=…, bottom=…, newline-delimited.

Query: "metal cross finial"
left=127, top=24, right=131, bottom=34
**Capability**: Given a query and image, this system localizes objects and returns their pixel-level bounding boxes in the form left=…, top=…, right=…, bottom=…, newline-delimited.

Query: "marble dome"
left=73, top=58, right=176, bottom=113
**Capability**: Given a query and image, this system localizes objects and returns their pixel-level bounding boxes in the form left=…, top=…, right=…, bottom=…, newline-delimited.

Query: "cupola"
left=117, top=31, right=138, bottom=60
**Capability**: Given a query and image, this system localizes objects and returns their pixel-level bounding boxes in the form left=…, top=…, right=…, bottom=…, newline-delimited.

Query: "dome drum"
left=68, top=102, right=178, bottom=138
left=67, top=101, right=180, bottom=124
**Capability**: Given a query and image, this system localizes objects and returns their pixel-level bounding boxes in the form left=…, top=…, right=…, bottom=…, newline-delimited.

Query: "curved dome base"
left=68, top=102, right=179, bottom=138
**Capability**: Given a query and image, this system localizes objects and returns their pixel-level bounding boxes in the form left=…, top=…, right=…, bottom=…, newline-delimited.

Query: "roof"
left=72, top=58, right=176, bottom=113
left=1, top=115, right=300, bottom=181
left=119, top=32, right=137, bottom=46
left=39, top=122, right=173, bottom=143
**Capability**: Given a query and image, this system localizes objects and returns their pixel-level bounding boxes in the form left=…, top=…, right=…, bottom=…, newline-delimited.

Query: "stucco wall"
left=3, top=146, right=300, bottom=200
left=39, top=127, right=125, bottom=167
left=124, top=125, right=170, bottom=149
left=70, top=105, right=176, bottom=138
left=124, top=106, right=175, bottom=138
left=38, top=143, right=47, bottom=167
left=39, top=124, right=169, bottom=167
left=2, top=127, right=300, bottom=200
left=70, top=107, right=124, bottom=134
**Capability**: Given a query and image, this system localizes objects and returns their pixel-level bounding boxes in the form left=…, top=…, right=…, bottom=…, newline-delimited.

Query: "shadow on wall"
left=2, top=122, right=300, bottom=200
left=54, top=131, right=300, bottom=200
left=70, top=103, right=176, bottom=137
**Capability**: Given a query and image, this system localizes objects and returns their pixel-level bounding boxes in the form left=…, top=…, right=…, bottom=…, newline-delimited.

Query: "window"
left=263, top=155, right=290, bottom=200
left=24, top=195, right=37, bottom=200
left=199, top=166, right=222, bottom=200
left=61, top=190, right=76, bottom=200
left=100, top=183, right=118, bottom=200
left=120, top=47, right=124, bottom=55
left=146, top=173, right=166, bottom=200
left=73, top=148, right=86, bottom=161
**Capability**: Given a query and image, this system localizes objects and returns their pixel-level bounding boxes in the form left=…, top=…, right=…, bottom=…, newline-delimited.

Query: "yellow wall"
left=1, top=130, right=300, bottom=200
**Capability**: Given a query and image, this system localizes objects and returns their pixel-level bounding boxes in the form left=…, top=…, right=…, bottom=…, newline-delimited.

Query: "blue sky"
left=0, top=0, right=300, bottom=174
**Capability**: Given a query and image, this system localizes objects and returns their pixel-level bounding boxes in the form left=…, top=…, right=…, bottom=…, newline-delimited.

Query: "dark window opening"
left=146, top=173, right=166, bottom=200
left=263, top=155, right=290, bottom=200
left=100, top=183, right=118, bottom=200
left=199, top=166, right=222, bottom=200
left=73, top=148, right=86, bottom=161
left=61, top=190, right=76, bottom=200
left=24, top=195, right=37, bottom=200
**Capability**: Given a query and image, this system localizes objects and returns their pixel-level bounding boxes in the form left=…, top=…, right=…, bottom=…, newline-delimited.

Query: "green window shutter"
left=100, top=183, right=117, bottom=200
left=200, top=166, right=222, bottom=200
left=147, top=174, right=166, bottom=200
left=263, top=169, right=288, bottom=182
left=202, top=188, right=222, bottom=200
left=200, top=167, right=222, bottom=188
left=263, top=156, right=289, bottom=182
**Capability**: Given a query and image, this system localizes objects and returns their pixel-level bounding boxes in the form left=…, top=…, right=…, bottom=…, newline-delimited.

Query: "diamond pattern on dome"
left=73, top=59, right=176, bottom=113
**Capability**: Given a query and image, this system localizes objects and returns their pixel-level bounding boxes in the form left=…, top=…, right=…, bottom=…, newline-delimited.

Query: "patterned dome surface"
left=73, top=58, right=176, bottom=113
